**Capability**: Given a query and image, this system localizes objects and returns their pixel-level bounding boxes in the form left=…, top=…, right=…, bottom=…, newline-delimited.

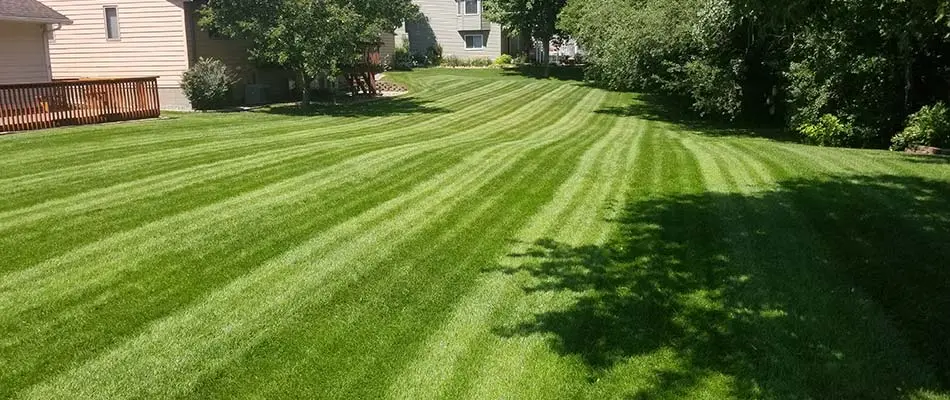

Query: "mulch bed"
left=905, top=146, right=949, bottom=155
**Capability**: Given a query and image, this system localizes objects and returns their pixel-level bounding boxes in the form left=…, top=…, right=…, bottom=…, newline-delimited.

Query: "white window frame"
left=464, top=34, right=484, bottom=50
left=459, top=0, right=480, bottom=16
left=104, top=6, right=120, bottom=41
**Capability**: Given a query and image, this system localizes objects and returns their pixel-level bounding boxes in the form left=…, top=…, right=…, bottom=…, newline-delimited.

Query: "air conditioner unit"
left=245, top=84, right=271, bottom=105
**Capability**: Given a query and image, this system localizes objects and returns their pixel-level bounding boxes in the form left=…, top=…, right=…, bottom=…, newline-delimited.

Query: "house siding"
left=187, top=10, right=293, bottom=105
left=406, top=0, right=502, bottom=60
left=41, top=0, right=190, bottom=108
left=0, top=21, right=52, bottom=84
left=379, top=33, right=396, bottom=68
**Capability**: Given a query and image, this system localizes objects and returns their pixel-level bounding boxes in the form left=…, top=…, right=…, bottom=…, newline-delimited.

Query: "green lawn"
left=2, top=69, right=950, bottom=399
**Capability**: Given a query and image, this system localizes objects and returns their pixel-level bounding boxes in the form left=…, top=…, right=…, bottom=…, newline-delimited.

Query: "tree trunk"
left=901, top=31, right=912, bottom=115
left=542, top=37, right=551, bottom=78
left=299, top=72, right=311, bottom=108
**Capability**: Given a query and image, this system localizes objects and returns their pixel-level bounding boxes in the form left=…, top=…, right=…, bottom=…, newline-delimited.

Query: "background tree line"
left=554, top=0, right=950, bottom=149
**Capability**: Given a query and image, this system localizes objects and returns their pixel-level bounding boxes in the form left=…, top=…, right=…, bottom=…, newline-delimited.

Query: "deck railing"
left=0, top=77, right=161, bottom=133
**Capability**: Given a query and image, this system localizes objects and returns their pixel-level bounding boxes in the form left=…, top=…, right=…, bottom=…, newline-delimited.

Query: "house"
left=0, top=0, right=71, bottom=85
left=393, top=0, right=524, bottom=62
left=38, top=0, right=292, bottom=110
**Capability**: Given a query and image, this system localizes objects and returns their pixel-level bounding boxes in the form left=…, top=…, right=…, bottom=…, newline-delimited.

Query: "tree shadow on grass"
left=500, top=65, right=589, bottom=83
left=255, top=96, right=450, bottom=118
left=596, top=93, right=799, bottom=143
left=898, top=154, right=950, bottom=165
left=495, top=175, right=950, bottom=399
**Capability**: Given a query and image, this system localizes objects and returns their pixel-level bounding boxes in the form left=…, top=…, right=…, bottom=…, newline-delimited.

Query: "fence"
left=0, top=77, right=160, bottom=133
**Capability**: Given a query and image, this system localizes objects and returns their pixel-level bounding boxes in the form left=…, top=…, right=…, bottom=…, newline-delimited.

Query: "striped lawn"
left=2, top=68, right=950, bottom=399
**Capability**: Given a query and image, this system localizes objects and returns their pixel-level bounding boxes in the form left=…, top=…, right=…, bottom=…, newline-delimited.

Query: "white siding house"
left=401, top=0, right=517, bottom=61
left=38, top=0, right=291, bottom=109
left=40, top=0, right=193, bottom=108
left=0, top=0, right=71, bottom=85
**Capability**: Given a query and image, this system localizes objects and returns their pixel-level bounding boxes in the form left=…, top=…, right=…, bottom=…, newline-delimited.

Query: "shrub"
left=442, top=55, right=462, bottom=67
left=181, top=57, right=236, bottom=110
left=410, top=53, right=429, bottom=67
left=678, top=58, right=742, bottom=119
left=799, top=114, right=863, bottom=147
left=392, top=42, right=413, bottom=71
left=426, top=44, right=443, bottom=66
left=891, top=102, right=950, bottom=151
left=494, top=54, right=514, bottom=66
left=470, top=57, right=492, bottom=67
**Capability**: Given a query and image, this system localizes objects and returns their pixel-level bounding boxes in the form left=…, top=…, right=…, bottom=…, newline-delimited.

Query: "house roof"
left=0, top=0, right=71, bottom=24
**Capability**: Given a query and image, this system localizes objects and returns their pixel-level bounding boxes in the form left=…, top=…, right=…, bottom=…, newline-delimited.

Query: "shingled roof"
left=0, top=0, right=71, bottom=24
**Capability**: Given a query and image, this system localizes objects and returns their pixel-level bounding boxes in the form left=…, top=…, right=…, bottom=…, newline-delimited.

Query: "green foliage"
left=892, top=103, right=950, bottom=151
left=484, top=0, right=568, bottom=63
left=676, top=58, right=743, bottom=118
left=440, top=56, right=492, bottom=68
left=561, top=0, right=950, bottom=147
left=442, top=55, right=462, bottom=68
left=199, top=0, right=418, bottom=103
left=560, top=0, right=744, bottom=119
left=495, top=54, right=514, bottom=66
left=799, top=114, right=863, bottom=148
left=409, top=45, right=442, bottom=67
left=426, top=44, right=443, bottom=66
left=180, top=58, right=237, bottom=110
left=392, top=41, right=413, bottom=71
left=470, top=57, right=492, bottom=67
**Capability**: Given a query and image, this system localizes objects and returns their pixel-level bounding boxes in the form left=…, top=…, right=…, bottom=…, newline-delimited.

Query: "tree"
left=199, top=0, right=417, bottom=106
left=483, top=0, right=568, bottom=74
left=560, top=0, right=950, bottom=147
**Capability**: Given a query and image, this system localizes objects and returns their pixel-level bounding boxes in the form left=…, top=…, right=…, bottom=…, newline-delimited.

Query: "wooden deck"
left=0, top=77, right=160, bottom=133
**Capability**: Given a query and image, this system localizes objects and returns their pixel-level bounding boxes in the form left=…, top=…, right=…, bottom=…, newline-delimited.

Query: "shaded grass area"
left=257, top=96, right=450, bottom=118
left=500, top=65, right=589, bottom=82
left=499, top=175, right=950, bottom=398
left=595, top=92, right=798, bottom=143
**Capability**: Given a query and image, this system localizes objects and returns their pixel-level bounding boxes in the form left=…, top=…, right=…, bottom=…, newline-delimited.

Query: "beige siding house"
left=398, top=0, right=522, bottom=61
left=39, top=0, right=291, bottom=110
left=0, top=0, right=71, bottom=85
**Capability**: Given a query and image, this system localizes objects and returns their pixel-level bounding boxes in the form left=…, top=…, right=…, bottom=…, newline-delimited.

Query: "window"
left=459, top=0, right=479, bottom=15
left=464, top=34, right=484, bottom=50
left=104, top=6, right=120, bottom=40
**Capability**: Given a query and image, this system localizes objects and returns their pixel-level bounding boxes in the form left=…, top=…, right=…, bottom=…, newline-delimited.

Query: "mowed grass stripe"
left=0, top=80, right=523, bottom=208
left=0, top=82, right=576, bottom=270
left=0, top=80, right=554, bottom=226
left=161, top=89, right=618, bottom=397
left=5, top=69, right=950, bottom=399
left=0, top=78, right=481, bottom=172
left=1, top=83, right=588, bottom=372
left=0, top=84, right=587, bottom=314
left=1, top=83, right=596, bottom=394
left=680, top=135, right=946, bottom=398
left=198, top=90, right=622, bottom=399
left=454, top=123, right=691, bottom=400
left=17, top=89, right=610, bottom=400
left=386, top=111, right=645, bottom=400
left=0, top=77, right=486, bottom=185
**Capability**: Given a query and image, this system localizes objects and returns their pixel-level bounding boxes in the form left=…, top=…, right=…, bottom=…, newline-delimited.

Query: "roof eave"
left=0, top=15, right=72, bottom=25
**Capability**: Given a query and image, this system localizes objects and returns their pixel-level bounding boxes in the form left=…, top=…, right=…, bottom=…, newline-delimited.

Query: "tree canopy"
left=483, top=0, right=568, bottom=64
left=199, top=0, right=417, bottom=104
left=560, top=0, right=950, bottom=148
